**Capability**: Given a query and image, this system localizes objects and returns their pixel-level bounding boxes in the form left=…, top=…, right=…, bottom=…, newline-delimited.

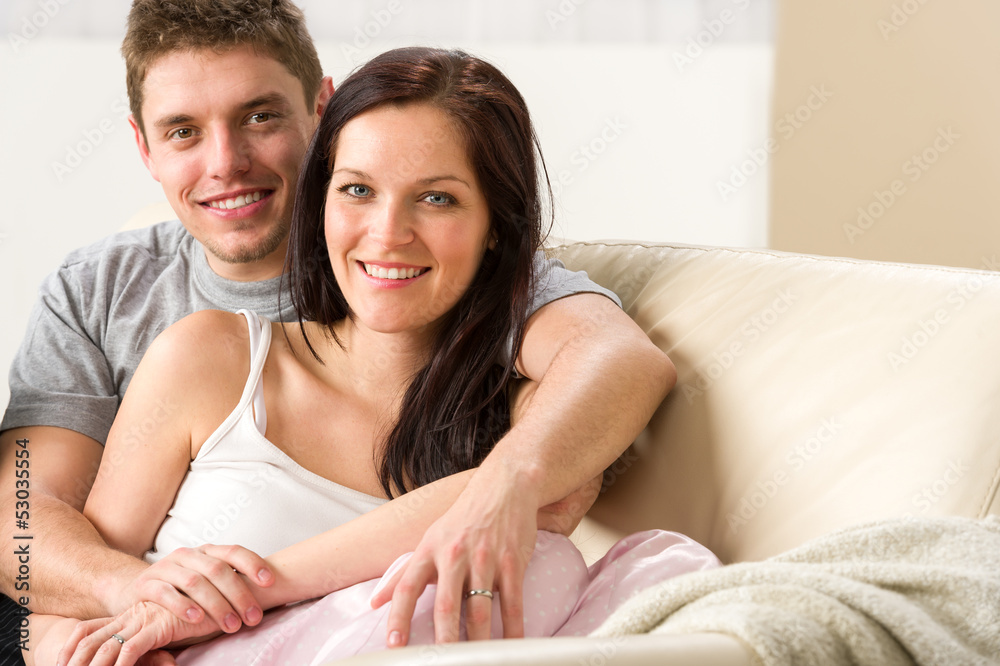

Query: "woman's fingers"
left=60, top=602, right=209, bottom=666
left=62, top=618, right=127, bottom=666
left=55, top=618, right=109, bottom=666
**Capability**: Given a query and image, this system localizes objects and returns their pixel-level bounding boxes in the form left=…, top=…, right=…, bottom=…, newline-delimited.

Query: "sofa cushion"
left=549, top=240, right=1000, bottom=563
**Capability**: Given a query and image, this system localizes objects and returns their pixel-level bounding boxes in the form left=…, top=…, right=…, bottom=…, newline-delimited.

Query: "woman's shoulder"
left=139, top=310, right=253, bottom=391
left=120, top=310, right=256, bottom=448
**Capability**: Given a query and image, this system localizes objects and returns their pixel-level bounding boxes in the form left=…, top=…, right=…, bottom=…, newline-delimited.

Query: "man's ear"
left=129, top=114, right=160, bottom=182
left=315, top=76, right=334, bottom=116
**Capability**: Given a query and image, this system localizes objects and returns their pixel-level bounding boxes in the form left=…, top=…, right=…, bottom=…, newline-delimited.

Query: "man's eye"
left=169, top=128, right=194, bottom=140
left=248, top=112, right=272, bottom=124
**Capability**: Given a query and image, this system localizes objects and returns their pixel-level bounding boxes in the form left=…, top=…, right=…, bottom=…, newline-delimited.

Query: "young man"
left=0, top=1, right=674, bottom=663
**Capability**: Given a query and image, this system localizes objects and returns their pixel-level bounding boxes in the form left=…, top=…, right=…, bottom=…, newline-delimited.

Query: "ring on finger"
left=110, top=633, right=127, bottom=645
left=464, top=589, right=494, bottom=600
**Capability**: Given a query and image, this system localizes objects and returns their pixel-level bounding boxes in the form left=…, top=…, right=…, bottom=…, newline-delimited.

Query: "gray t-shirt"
left=2, top=220, right=619, bottom=444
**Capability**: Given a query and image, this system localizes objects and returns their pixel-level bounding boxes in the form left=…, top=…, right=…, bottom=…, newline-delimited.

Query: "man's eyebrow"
left=151, top=93, right=294, bottom=129
left=240, top=93, right=294, bottom=112
left=153, top=114, right=193, bottom=130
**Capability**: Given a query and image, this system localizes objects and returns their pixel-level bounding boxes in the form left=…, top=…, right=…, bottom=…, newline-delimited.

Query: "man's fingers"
left=431, top=561, right=466, bottom=644
left=200, top=543, right=274, bottom=587
left=497, top=570, right=525, bottom=639
left=134, top=576, right=204, bottom=625
left=462, top=585, right=495, bottom=641
left=139, top=561, right=239, bottom=631
left=144, top=547, right=264, bottom=630
left=369, top=558, right=409, bottom=610
left=384, top=557, right=437, bottom=647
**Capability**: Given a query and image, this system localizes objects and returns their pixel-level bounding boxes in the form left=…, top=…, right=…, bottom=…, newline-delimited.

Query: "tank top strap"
left=236, top=309, right=272, bottom=436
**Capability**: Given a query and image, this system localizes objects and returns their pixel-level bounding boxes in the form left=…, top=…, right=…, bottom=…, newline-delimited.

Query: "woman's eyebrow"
left=331, top=168, right=372, bottom=179
left=417, top=175, right=471, bottom=188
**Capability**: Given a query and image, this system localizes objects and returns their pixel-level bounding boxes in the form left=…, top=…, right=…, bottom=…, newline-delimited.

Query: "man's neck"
left=203, top=248, right=286, bottom=283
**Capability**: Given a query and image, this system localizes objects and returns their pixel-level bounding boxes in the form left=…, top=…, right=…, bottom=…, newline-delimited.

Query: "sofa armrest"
left=328, top=633, right=753, bottom=666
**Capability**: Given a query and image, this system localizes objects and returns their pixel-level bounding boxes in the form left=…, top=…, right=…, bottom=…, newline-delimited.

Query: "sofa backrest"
left=549, top=240, right=1000, bottom=563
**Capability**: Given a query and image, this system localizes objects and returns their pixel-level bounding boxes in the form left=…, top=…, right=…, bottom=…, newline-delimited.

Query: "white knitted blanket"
left=591, top=515, right=1000, bottom=665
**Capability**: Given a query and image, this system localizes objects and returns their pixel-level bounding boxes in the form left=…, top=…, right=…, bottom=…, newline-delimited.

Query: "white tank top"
left=145, top=310, right=387, bottom=563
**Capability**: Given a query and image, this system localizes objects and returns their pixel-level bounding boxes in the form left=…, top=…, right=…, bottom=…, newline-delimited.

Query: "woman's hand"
left=56, top=602, right=222, bottom=666
left=107, top=544, right=272, bottom=634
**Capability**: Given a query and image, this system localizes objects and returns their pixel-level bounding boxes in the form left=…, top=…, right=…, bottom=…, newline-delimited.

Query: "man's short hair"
left=122, top=0, right=324, bottom=135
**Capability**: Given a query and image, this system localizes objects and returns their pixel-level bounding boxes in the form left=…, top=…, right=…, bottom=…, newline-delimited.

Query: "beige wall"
left=769, top=0, right=1000, bottom=269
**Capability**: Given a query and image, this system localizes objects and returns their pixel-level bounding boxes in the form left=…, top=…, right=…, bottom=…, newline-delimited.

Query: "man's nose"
left=207, top=128, right=251, bottom=179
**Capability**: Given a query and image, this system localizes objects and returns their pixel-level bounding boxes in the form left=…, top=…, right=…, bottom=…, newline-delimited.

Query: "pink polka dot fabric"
left=174, top=530, right=720, bottom=665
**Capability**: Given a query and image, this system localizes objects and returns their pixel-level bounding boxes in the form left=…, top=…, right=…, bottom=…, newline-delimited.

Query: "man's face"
left=132, top=47, right=329, bottom=281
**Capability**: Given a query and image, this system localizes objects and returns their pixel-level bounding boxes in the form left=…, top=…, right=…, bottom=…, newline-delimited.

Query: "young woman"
left=33, top=47, right=719, bottom=666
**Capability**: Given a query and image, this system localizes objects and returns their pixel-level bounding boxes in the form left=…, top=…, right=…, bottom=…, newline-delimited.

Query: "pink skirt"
left=175, top=530, right=720, bottom=665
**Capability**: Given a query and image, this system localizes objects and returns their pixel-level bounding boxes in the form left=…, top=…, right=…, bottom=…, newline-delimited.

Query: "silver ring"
left=465, top=589, right=494, bottom=600
left=111, top=633, right=126, bottom=645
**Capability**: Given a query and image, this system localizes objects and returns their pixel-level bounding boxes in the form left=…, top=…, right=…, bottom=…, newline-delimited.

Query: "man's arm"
left=374, top=291, right=675, bottom=646
left=0, top=425, right=272, bottom=633
left=0, top=426, right=135, bottom=618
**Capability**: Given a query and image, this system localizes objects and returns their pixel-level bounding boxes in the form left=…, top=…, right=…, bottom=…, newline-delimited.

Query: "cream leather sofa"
left=339, top=238, right=1000, bottom=665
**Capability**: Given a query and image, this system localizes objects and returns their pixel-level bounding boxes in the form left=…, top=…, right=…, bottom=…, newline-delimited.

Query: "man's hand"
left=370, top=465, right=539, bottom=646
left=109, top=545, right=274, bottom=634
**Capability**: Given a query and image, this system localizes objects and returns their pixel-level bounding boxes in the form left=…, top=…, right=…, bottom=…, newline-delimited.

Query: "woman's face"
left=324, top=103, right=492, bottom=340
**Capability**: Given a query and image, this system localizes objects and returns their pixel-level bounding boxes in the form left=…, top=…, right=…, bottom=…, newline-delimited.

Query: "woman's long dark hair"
left=284, top=47, right=550, bottom=498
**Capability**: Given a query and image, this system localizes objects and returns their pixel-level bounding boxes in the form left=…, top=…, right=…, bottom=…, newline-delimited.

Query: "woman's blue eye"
left=425, top=193, right=453, bottom=205
left=346, top=184, right=371, bottom=197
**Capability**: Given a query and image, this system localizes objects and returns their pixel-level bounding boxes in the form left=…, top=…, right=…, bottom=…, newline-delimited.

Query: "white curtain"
left=1, top=0, right=773, bottom=43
